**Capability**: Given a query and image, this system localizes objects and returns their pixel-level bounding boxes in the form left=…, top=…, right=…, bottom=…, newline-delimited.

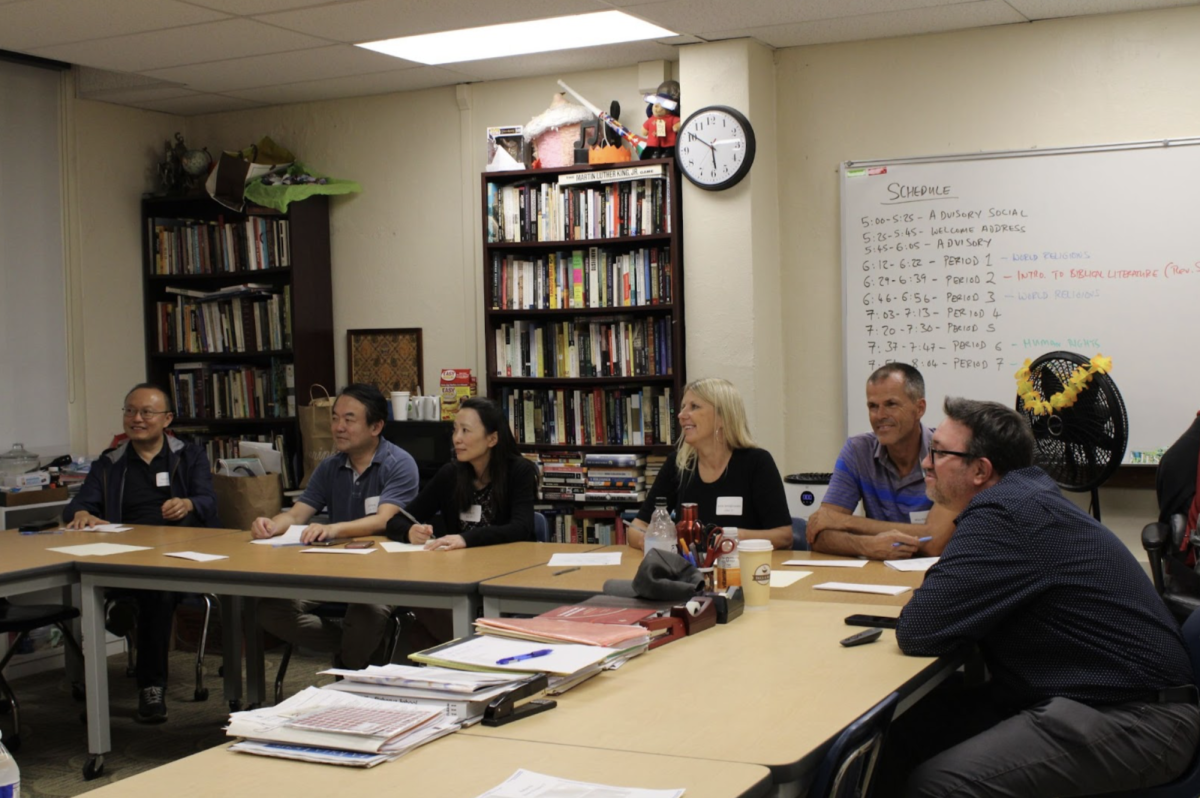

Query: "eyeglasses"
left=121, top=407, right=170, bottom=418
left=928, top=447, right=972, bottom=460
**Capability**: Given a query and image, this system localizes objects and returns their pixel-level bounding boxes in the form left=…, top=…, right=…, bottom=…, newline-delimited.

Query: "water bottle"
left=644, top=497, right=676, bottom=554
left=0, top=731, right=19, bottom=798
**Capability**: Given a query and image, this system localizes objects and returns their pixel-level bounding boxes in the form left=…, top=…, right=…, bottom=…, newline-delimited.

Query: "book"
left=584, top=453, right=647, bottom=467
left=474, top=616, right=650, bottom=648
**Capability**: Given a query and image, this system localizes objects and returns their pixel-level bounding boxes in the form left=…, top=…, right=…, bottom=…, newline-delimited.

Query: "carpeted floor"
left=3, top=646, right=333, bottom=797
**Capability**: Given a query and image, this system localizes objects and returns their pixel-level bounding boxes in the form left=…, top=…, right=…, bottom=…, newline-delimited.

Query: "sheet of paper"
left=57, top=524, right=132, bottom=533
left=547, top=552, right=622, bottom=566
left=781, top=558, right=868, bottom=568
left=47, top=543, right=152, bottom=557
left=251, top=525, right=307, bottom=546
left=379, top=541, right=428, bottom=553
left=301, top=547, right=376, bottom=555
left=813, top=581, right=912, bottom=596
left=770, top=570, right=812, bottom=588
left=475, top=769, right=684, bottom=798
left=421, top=636, right=618, bottom=676
left=163, top=551, right=228, bottom=562
left=884, top=556, right=939, bottom=572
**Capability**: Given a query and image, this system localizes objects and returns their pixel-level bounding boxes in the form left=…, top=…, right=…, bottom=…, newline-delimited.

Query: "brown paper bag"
left=298, top=384, right=336, bottom=489
left=213, top=473, right=283, bottom=530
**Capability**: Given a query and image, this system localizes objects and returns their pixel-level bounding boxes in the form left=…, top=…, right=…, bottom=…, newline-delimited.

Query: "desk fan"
left=1015, top=351, right=1127, bottom=520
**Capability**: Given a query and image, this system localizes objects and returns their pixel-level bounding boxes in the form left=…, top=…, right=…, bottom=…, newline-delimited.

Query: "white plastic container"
left=0, top=730, right=20, bottom=798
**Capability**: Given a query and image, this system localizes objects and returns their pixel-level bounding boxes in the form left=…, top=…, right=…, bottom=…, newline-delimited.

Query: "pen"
left=496, top=649, right=552, bottom=665
left=19, top=529, right=63, bottom=535
left=553, top=567, right=580, bottom=576
left=892, top=536, right=934, bottom=547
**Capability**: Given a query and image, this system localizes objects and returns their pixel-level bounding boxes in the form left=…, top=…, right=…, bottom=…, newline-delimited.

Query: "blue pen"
left=893, top=536, right=933, bottom=548
left=496, top=649, right=552, bottom=665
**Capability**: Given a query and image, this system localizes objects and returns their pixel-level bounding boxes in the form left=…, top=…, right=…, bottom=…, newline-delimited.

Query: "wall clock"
left=675, top=105, right=756, bottom=191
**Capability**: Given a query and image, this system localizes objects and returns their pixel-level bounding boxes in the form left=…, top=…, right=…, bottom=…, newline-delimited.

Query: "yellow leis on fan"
left=1015, top=354, right=1113, bottom=416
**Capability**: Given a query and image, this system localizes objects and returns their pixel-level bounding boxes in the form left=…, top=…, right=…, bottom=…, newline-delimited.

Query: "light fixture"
left=356, top=10, right=675, bottom=65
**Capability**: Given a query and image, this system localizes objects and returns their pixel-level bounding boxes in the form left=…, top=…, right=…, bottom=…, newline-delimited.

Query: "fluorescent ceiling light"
left=356, top=10, right=675, bottom=65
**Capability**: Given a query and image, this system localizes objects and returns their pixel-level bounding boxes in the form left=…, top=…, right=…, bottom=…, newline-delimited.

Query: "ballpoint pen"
left=892, top=535, right=934, bottom=548
left=496, top=649, right=553, bottom=665
left=553, top=567, right=580, bottom=576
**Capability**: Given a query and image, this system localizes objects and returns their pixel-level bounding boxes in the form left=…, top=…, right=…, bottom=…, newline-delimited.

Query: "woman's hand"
left=425, top=534, right=466, bottom=551
left=408, top=524, right=435, bottom=545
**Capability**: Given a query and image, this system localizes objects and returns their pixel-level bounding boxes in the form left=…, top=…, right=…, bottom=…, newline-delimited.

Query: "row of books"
left=486, top=166, right=671, bottom=243
left=494, top=315, right=673, bottom=379
left=534, top=506, right=627, bottom=544
left=499, top=386, right=675, bottom=449
left=489, top=245, right=673, bottom=310
left=173, top=429, right=296, bottom=489
left=168, top=360, right=295, bottom=421
left=534, top=451, right=666, bottom=505
left=148, top=215, right=291, bottom=275
left=154, top=286, right=292, bottom=355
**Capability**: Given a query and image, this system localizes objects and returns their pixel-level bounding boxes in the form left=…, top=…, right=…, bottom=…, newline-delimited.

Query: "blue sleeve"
left=378, top=449, right=420, bottom=509
left=184, top=446, right=219, bottom=527
left=822, top=438, right=865, bottom=512
left=296, top=457, right=336, bottom=513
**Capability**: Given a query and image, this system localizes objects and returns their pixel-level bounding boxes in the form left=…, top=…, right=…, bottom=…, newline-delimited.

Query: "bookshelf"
left=140, top=194, right=334, bottom=488
left=481, top=159, right=686, bottom=537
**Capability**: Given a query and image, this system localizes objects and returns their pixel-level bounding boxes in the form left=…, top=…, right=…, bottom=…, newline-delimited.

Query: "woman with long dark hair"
left=386, top=397, right=537, bottom=549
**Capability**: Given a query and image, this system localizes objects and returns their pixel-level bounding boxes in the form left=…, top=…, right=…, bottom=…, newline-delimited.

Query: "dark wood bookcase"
left=140, top=194, right=334, bottom=487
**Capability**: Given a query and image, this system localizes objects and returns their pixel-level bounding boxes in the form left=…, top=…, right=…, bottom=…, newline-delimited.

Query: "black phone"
left=345, top=540, right=375, bottom=549
left=840, top=627, right=883, bottom=647
left=844, top=614, right=899, bottom=629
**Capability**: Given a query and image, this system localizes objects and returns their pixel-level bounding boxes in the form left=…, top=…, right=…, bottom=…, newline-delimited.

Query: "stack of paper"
left=884, top=556, right=939, bottom=572
left=226, top=686, right=458, bottom=767
left=319, top=664, right=527, bottom=722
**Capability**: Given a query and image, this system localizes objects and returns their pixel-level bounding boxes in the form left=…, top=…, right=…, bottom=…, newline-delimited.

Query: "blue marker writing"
left=496, top=649, right=553, bottom=665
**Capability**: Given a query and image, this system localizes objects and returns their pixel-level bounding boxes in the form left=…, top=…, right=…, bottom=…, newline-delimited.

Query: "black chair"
left=1142, top=515, right=1200, bottom=621
left=0, top=598, right=86, bottom=752
left=808, top=691, right=899, bottom=798
left=106, top=592, right=222, bottom=701
left=1105, top=606, right=1200, bottom=798
left=274, top=604, right=408, bottom=704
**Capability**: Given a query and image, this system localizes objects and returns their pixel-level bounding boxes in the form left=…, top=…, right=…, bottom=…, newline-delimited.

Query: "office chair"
left=1142, top=516, right=1200, bottom=621
left=274, top=605, right=408, bottom=705
left=533, top=511, right=549, bottom=543
left=106, top=592, right=222, bottom=701
left=1105, top=606, right=1200, bottom=798
left=807, top=691, right=899, bottom=798
left=792, top=517, right=810, bottom=551
left=0, top=598, right=86, bottom=752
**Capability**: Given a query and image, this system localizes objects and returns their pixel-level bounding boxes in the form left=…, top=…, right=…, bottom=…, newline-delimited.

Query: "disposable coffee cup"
left=737, top=539, right=773, bottom=609
left=391, top=391, right=410, bottom=421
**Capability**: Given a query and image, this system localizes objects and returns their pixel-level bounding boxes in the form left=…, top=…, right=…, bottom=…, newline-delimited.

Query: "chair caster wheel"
left=83, top=755, right=105, bottom=780
left=194, top=688, right=209, bottom=702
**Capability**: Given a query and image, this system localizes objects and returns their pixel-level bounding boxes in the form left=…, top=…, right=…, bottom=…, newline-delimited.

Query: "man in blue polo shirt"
left=806, top=363, right=955, bottom=559
left=252, top=383, right=418, bottom=668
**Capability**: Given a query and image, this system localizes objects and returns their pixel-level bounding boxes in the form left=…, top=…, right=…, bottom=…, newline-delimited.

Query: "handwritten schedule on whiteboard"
left=840, top=142, right=1200, bottom=462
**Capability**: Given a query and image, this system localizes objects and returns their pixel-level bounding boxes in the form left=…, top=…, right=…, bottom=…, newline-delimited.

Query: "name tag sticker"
left=460, top=504, right=482, bottom=523
left=909, top=510, right=929, bottom=524
left=155, top=472, right=170, bottom=488
left=716, top=496, right=743, bottom=516
left=364, top=496, right=380, bottom=515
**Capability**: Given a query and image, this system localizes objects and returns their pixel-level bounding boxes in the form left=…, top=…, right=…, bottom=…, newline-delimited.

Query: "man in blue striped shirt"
left=807, top=363, right=955, bottom=559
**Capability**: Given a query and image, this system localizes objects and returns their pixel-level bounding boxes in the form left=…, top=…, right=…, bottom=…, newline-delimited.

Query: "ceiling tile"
left=79, top=85, right=198, bottom=103
left=130, top=91, right=267, bottom=115
left=27, top=18, right=333, bottom=73
left=259, top=0, right=609, bottom=42
left=0, top=0, right=228, bottom=50
left=222, top=65, right=466, bottom=104
left=624, top=0, right=981, bottom=34
left=730, top=0, right=1027, bottom=48
left=1004, top=0, right=1200, bottom=19
left=184, top=0, right=353, bottom=14
left=438, top=40, right=680, bottom=84
left=142, top=44, right=409, bottom=92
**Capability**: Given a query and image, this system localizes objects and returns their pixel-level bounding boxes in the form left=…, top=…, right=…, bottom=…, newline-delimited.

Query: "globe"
left=181, top=149, right=211, bottom=177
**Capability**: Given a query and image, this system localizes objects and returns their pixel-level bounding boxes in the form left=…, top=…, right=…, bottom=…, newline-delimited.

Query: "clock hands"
left=687, top=131, right=717, bottom=171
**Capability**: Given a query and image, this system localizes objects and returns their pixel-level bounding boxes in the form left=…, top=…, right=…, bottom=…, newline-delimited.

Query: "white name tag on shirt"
left=460, top=504, right=482, bottom=523
left=909, top=510, right=929, bottom=524
left=155, top=472, right=170, bottom=488
left=364, top=496, right=380, bottom=515
left=716, top=496, right=743, bottom=516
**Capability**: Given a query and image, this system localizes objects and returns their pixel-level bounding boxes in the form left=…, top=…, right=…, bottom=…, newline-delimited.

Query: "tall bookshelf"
left=140, top=194, right=334, bottom=487
left=481, top=158, right=685, bottom=540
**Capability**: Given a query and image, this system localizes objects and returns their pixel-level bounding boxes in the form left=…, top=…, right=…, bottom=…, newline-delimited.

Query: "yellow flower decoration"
left=1016, top=354, right=1112, bottom=416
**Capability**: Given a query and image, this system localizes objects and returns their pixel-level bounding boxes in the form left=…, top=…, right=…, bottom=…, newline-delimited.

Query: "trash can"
left=783, top=473, right=834, bottom=520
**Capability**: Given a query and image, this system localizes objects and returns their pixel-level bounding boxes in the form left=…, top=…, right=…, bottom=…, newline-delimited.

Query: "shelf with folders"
left=497, top=383, right=676, bottom=451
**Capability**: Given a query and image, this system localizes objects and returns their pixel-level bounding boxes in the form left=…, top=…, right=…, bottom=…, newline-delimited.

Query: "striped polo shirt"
left=823, top=426, right=934, bottom=523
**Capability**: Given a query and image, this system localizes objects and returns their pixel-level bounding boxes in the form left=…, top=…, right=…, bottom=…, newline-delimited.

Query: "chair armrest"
left=1143, top=521, right=1171, bottom=596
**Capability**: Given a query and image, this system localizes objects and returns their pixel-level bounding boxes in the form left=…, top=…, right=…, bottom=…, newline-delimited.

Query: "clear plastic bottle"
left=643, top=497, right=676, bottom=554
left=0, top=730, right=19, bottom=798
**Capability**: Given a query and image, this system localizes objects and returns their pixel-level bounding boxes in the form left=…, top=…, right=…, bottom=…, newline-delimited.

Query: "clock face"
left=675, top=105, right=756, bottom=191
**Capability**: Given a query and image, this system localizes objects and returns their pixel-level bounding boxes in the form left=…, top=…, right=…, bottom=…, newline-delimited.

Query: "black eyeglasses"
left=121, top=407, right=170, bottom=418
left=928, top=447, right=972, bottom=461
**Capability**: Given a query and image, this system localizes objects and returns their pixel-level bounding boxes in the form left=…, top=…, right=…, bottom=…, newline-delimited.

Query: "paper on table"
left=475, top=769, right=684, bottom=798
left=251, top=525, right=306, bottom=546
left=547, top=552, right=622, bottom=567
left=884, top=556, right=939, bottom=572
left=379, top=541, right=427, bottom=553
left=414, top=636, right=618, bottom=676
left=770, top=570, right=812, bottom=588
left=164, top=551, right=228, bottom=562
left=47, top=543, right=153, bottom=557
left=781, top=559, right=868, bottom=568
left=57, top=524, right=132, bottom=533
left=301, top=547, right=376, bottom=555
left=813, top=581, right=912, bottom=596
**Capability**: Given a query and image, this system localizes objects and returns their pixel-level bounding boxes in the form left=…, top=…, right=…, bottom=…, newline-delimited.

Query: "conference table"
left=73, top=534, right=604, bottom=777
left=80, top=735, right=775, bottom=798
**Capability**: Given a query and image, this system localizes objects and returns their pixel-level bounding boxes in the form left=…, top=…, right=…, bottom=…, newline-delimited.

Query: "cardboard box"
left=439, top=368, right=476, bottom=420
left=0, top=485, right=69, bottom=507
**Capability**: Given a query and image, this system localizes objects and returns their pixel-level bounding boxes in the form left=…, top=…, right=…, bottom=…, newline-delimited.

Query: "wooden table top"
left=80, top=736, right=774, bottom=798
left=772, top=551, right=925, bottom=606
left=463, top=599, right=945, bottom=782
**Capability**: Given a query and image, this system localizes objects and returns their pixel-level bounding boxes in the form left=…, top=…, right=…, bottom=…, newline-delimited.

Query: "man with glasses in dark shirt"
left=880, top=397, right=1199, bottom=797
left=65, top=383, right=218, bottom=724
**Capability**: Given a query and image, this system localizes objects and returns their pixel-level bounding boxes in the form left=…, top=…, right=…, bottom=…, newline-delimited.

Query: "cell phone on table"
left=844, top=614, right=899, bottom=629
left=309, top=539, right=337, bottom=547
left=345, top=540, right=375, bottom=549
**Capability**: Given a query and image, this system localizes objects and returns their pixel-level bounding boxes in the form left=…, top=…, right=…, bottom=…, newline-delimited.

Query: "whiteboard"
left=840, top=140, right=1200, bottom=464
